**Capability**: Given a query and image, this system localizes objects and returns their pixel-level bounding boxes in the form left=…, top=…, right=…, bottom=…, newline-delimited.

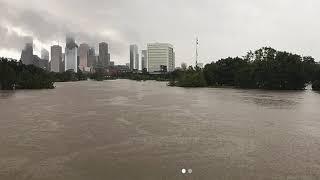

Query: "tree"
left=181, top=62, right=187, bottom=71
left=0, top=58, right=54, bottom=90
left=203, top=62, right=217, bottom=86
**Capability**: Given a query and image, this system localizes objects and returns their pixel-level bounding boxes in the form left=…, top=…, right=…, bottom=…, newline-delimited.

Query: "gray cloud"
left=0, top=25, right=32, bottom=51
left=1, top=0, right=320, bottom=65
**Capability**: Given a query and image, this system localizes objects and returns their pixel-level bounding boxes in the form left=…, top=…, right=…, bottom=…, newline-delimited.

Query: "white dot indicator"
left=181, top=169, right=186, bottom=174
left=188, top=169, right=193, bottom=174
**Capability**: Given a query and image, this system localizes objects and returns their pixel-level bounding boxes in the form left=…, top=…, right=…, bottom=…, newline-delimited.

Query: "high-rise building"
left=79, top=43, right=89, bottom=71
left=21, top=42, right=33, bottom=65
left=141, top=50, right=147, bottom=70
left=65, top=37, right=78, bottom=72
left=39, top=48, right=49, bottom=71
left=41, top=49, right=49, bottom=61
left=32, top=55, right=40, bottom=67
left=87, top=47, right=96, bottom=67
left=50, top=45, right=62, bottom=72
left=147, top=43, right=175, bottom=73
left=99, top=42, right=109, bottom=67
left=130, top=44, right=139, bottom=70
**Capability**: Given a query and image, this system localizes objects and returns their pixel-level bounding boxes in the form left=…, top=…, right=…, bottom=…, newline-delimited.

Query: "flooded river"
left=1, top=80, right=320, bottom=180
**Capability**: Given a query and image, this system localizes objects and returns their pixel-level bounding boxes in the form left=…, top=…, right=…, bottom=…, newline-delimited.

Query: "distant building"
left=65, top=37, right=78, bottom=72
left=130, top=44, right=139, bottom=70
left=147, top=43, right=175, bottom=73
left=32, top=55, right=40, bottom=67
left=38, top=48, right=49, bottom=71
left=61, top=53, right=65, bottom=72
left=79, top=43, right=89, bottom=71
left=99, top=42, right=109, bottom=67
left=141, top=50, right=147, bottom=70
left=41, top=49, right=49, bottom=61
left=87, top=47, right=96, bottom=67
left=110, top=61, right=115, bottom=66
left=21, top=43, right=33, bottom=65
left=38, top=58, right=49, bottom=71
left=51, top=45, right=62, bottom=72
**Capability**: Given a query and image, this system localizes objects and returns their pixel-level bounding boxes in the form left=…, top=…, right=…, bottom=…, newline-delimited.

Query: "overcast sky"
left=1, top=0, right=320, bottom=66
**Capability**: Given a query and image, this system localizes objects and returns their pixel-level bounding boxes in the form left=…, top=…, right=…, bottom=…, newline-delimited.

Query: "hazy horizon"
left=1, top=0, right=320, bottom=66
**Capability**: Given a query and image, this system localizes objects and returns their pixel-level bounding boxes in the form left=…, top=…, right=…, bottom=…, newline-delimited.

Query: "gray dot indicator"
left=188, top=169, right=193, bottom=174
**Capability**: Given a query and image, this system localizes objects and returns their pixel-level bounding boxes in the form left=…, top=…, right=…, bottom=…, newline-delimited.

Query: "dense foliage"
left=173, top=47, right=320, bottom=90
left=118, top=72, right=171, bottom=82
left=0, top=58, right=54, bottom=90
left=51, top=70, right=88, bottom=82
left=169, top=66, right=207, bottom=87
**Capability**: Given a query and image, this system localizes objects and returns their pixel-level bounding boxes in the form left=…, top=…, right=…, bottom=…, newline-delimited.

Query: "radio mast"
left=196, top=37, right=198, bottom=67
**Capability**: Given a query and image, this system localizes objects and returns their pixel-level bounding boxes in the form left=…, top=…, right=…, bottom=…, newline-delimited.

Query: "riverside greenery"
left=0, top=58, right=54, bottom=90
left=0, top=57, right=88, bottom=90
left=170, top=47, right=320, bottom=91
left=2, top=47, right=320, bottom=91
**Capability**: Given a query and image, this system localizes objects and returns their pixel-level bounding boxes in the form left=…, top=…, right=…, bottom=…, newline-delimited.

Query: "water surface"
left=1, top=80, right=320, bottom=180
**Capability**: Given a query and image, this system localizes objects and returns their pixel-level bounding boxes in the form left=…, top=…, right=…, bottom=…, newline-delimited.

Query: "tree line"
left=170, top=47, right=320, bottom=91
left=0, top=58, right=90, bottom=90
left=0, top=58, right=54, bottom=90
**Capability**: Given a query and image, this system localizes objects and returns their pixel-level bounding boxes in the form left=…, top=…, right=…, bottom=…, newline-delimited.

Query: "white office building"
left=147, top=43, right=175, bottom=73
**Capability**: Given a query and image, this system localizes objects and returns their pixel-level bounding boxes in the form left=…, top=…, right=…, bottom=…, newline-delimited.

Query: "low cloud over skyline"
left=1, top=0, right=320, bottom=66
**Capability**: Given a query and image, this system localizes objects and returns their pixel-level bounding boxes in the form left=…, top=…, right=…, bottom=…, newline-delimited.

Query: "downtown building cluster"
left=20, top=36, right=176, bottom=74
left=129, top=43, right=175, bottom=74
left=20, top=36, right=127, bottom=73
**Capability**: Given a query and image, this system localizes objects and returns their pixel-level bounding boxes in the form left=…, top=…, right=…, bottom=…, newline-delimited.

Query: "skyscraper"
left=65, top=36, right=78, bottom=72
left=21, top=42, right=33, bottom=65
left=41, top=49, right=49, bottom=61
left=147, top=43, right=175, bottom=73
left=87, top=47, right=96, bottom=68
left=130, top=44, right=139, bottom=70
left=40, top=48, right=49, bottom=71
left=51, top=45, right=62, bottom=72
left=99, top=42, right=109, bottom=67
left=79, top=43, right=89, bottom=71
left=141, top=50, right=147, bottom=70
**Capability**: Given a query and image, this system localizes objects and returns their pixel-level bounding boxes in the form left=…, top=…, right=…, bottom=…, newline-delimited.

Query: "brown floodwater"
left=1, top=79, right=320, bottom=180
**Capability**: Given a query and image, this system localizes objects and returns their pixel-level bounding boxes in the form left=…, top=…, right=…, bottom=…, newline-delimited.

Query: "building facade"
left=87, top=47, right=96, bottom=68
left=99, top=42, right=109, bottom=67
left=65, top=37, right=78, bottom=72
left=21, top=43, right=33, bottom=65
left=141, top=50, right=147, bottom=70
left=41, top=49, right=49, bottom=61
left=147, top=43, right=175, bottom=73
left=130, top=44, right=139, bottom=70
left=79, top=43, right=89, bottom=71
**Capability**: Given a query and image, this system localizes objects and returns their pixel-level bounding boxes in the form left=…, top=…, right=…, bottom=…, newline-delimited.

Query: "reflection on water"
left=1, top=80, right=320, bottom=180
left=0, top=90, right=15, bottom=99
